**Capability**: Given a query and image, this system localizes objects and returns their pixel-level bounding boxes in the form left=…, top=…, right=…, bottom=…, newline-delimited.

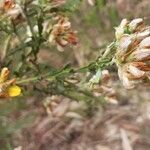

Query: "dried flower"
left=49, top=16, right=78, bottom=51
left=0, top=67, right=21, bottom=98
left=2, top=0, right=25, bottom=24
left=3, top=0, right=15, bottom=10
left=43, top=95, right=62, bottom=115
left=115, top=18, right=150, bottom=89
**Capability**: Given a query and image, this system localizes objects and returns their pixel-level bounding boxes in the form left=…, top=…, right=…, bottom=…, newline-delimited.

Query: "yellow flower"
left=0, top=67, right=21, bottom=98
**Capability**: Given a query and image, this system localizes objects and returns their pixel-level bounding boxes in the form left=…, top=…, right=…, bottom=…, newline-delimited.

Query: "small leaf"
left=89, top=69, right=102, bottom=84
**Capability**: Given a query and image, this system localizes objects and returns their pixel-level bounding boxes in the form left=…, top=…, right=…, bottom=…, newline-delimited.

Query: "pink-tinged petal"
left=139, top=37, right=150, bottom=48
left=118, top=35, right=132, bottom=53
left=116, top=35, right=133, bottom=62
left=57, top=45, right=64, bottom=52
left=58, top=38, right=68, bottom=46
left=118, top=66, right=134, bottom=88
left=63, top=21, right=71, bottom=29
left=3, top=0, right=15, bottom=11
left=136, top=30, right=150, bottom=41
left=129, top=18, right=143, bottom=32
left=118, top=67, right=123, bottom=80
left=132, top=62, right=150, bottom=71
left=128, top=48, right=150, bottom=61
left=122, top=74, right=134, bottom=89
left=128, top=64, right=145, bottom=79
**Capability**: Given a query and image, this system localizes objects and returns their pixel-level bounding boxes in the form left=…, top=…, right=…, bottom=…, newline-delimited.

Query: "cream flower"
left=115, top=18, right=150, bottom=89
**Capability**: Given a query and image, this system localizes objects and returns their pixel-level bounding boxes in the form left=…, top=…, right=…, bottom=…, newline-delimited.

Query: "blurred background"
left=0, top=0, right=150, bottom=149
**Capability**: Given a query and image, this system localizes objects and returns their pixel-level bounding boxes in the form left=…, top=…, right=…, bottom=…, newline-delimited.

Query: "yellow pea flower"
left=0, top=67, right=21, bottom=98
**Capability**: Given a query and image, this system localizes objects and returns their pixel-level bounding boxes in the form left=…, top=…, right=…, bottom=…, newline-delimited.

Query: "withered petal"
left=128, top=64, right=145, bottom=78
left=139, top=37, right=150, bottom=48
left=129, top=48, right=150, bottom=61
left=129, top=18, right=143, bottom=32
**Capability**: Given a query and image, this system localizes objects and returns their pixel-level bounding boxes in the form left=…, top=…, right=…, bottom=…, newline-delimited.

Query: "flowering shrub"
left=0, top=1, right=149, bottom=149
left=0, top=0, right=149, bottom=104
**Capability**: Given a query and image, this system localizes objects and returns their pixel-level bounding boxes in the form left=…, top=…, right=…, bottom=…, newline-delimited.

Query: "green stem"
left=16, top=41, right=116, bottom=85
left=16, top=76, right=39, bottom=84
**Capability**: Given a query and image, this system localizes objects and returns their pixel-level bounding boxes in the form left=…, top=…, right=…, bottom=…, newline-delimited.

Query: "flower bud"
left=115, top=19, right=128, bottom=40
left=128, top=18, right=144, bottom=32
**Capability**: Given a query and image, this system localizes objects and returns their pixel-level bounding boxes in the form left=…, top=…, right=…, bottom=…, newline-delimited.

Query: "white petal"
left=118, top=67, right=134, bottom=89
left=129, top=18, right=143, bottom=31
left=118, top=35, right=132, bottom=53
left=128, top=65, right=145, bottom=78
left=122, top=74, right=134, bottom=89
left=136, top=30, right=150, bottom=41
left=140, top=37, right=150, bottom=48
left=120, top=19, right=128, bottom=28
left=132, top=48, right=150, bottom=61
left=49, top=34, right=55, bottom=43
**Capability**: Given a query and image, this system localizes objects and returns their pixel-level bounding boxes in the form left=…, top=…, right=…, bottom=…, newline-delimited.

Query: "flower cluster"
left=1, top=0, right=24, bottom=24
left=0, top=68, right=21, bottom=98
left=115, top=18, right=150, bottom=89
left=49, top=16, right=78, bottom=51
